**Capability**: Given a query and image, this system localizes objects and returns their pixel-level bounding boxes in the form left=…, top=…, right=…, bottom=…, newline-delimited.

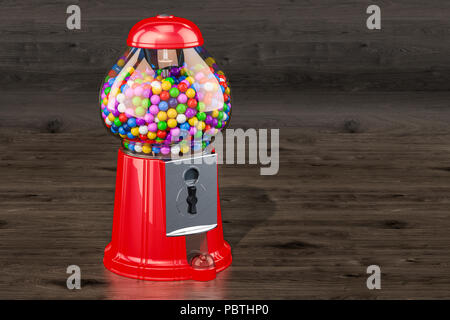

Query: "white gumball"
left=134, top=144, right=143, bottom=153
left=139, top=125, right=148, bottom=135
left=176, top=114, right=186, bottom=123
left=117, top=103, right=126, bottom=113
left=116, top=93, right=125, bottom=103
left=171, top=145, right=180, bottom=155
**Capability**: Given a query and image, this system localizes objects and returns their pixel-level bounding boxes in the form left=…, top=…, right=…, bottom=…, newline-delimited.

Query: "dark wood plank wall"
left=1, top=0, right=450, bottom=92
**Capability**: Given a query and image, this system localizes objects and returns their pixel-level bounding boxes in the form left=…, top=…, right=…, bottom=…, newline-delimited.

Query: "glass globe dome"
left=99, top=16, right=231, bottom=157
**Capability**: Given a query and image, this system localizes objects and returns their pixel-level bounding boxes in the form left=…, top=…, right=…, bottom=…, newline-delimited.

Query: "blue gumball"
left=127, top=118, right=137, bottom=128
left=152, top=147, right=160, bottom=154
left=158, top=101, right=169, bottom=111
left=180, top=123, right=190, bottom=131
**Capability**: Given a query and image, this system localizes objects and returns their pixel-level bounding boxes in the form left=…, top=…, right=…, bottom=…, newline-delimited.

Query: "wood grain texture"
left=1, top=0, right=450, bottom=91
left=0, top=92, right=449, bottom=299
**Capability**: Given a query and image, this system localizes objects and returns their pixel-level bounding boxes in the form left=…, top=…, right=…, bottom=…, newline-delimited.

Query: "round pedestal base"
left=104, top=241, right=232, bottom=281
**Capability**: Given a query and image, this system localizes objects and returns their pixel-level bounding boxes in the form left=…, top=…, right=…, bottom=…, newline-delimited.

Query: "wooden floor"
left=1, top=91, right=450, bottom=299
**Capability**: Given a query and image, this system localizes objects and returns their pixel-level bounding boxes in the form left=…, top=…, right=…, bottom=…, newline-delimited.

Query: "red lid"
left=127, top=15, right=204, bottom=49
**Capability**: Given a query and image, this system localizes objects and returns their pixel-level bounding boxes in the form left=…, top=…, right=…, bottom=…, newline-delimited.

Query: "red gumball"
left=160, top=91, right=170, bottom=101
left=223, top=93, right=230, bottom=102
left=119, top=113, right=128, bottom=123
left=157, top=130, right=167, bottom=139
left=187, top=98, right=197, bottom=108
left=139, top=134, right=148, bottom=140
left=178, top=82, right=188, bottom=92
left=204, top=124, right=211, bottom=132
left=209, top=67, right=214, bottom=73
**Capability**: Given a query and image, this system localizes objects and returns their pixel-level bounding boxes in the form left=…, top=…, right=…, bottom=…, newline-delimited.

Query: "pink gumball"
left=151, top=95, right=160, bottom=105
left=125, top=108, right=135, bottom=117
left=160, top=147, right=170, bottom=155
left=142, top=88, right=151, bottom=97
left=195, top=73, right=204, bottom=81
left=125, top=88, right=134, bottom=98
left=144, top=113, right=154, bottom=123
left=170, top=127, right=180, bottom=137
left=148, top=123, right=157, bottom=132
left=189, top=127, right=197, bottom=135
left=149, top=105, right=159, bottom=115
left=177, top=93, right=188, bottom=104
left=134, top=86, right=143, bottom=96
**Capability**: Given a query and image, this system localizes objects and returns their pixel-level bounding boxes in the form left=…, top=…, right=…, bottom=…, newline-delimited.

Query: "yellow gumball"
left=197, top=121, right=205, bottom=130
left=152, top=86, right=162, bottom=95
left=107, top=113, right=115, bottom=122
left=147, top=132, right=157, bottom=140
left=212, top=110, right=219, bottom=118
left=131, top=127, right=140, bottom=136
left=156, top=75, right=163, bottom=81
left=127, top=67, right=135, bottom=73
left=119, top=134, right=127, bottom=138
left=181, top=145, right=190, bottom=153
left=225, top=87, right=230, bottom=95
left=157, top=111, right=167, bottom=121
left=117, top=59, right=125, bottom=67
left=186, top=76, right=195, bottom=85
left=103, top=97, right=108, bottom=105
left=142, top=144, right=151, bottom=154
left=161, top=80, right=172, bottom=91
left=186, top=88, right=196, bottom=99
left=111, top=87, right=119, bottom=96
left=167, top=108, right=177, bottom=119
left=188, top=117, right=198, bottom=126
left=167, top=119, right=177, bottom=128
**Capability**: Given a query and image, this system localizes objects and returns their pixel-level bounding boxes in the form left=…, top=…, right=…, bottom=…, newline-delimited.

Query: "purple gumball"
left=168, top=97, right=178, bottom=108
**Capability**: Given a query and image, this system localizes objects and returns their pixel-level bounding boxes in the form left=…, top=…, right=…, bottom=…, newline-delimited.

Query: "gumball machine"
left=100, top=15, right=232, bottom=281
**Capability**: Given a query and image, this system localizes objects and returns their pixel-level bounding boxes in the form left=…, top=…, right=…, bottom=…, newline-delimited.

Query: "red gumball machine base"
left=103, top=149, right=232, bottom=281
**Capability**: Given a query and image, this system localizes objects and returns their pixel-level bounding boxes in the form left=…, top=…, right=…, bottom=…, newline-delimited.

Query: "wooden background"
left=1, top=0, right=450, bottom=299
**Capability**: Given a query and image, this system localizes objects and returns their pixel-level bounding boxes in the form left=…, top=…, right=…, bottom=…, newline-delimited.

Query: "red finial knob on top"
left=127, top=15, right=204, bottom=49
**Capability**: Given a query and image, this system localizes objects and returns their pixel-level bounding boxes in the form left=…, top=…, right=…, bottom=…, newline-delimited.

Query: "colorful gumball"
left=160, top=90, right=170, bottom=101
left=187, top=98, right=197, bottom=108
left=157, top=130, right=167, bottom=139
left=157, top=121, right=168, bottom=131
left=167, top=108, right=177, bottom=119
left=100, top=46, right=231, bottom=157
left=177, top=82, right=188, bottom=92
left=186, top=88, right=196, bottom=99
left=167, top=119, right=177, bottom=128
